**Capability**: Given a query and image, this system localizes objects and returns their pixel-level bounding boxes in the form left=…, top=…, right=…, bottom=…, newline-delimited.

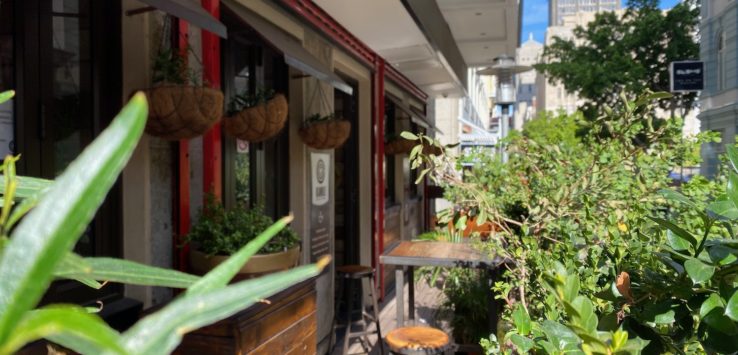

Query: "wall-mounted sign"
left=309, top=153, right=331, bottom=262
left=670, top=61, right=704, bottom=92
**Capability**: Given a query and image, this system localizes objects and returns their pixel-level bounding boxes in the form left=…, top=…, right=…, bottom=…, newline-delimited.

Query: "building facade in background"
left=699, top=0, right=738, bottom=177
left=549, top=0, right=621, bottom=26
left=514, top=34, right=543, bottom=130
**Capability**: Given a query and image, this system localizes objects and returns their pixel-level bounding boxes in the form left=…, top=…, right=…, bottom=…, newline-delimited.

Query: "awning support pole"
left=201, top=0, right=222, bottom=200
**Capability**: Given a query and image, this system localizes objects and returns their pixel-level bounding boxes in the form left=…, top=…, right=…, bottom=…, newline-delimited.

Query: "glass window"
left=717, top=31, right=725, bottom=91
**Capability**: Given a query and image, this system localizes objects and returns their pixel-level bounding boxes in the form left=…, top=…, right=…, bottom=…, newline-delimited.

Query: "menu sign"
left=309, top=153, right=331, bottom=262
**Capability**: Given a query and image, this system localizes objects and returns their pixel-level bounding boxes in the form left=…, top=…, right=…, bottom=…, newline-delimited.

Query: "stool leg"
left=370, top=276, right=385, bottom=355
left=331, top=275, right=346, bottom=351
left=342, top=278, right=354, bottom=355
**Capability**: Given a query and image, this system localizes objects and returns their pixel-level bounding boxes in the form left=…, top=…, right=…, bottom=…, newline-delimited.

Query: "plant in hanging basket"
left=223, top=89, right=288, bottom=143
left=298, top=113, right=351, bottom=150
left=384, top=134, right=416, bottom=155
left=144, top=48, right=224, bottom=140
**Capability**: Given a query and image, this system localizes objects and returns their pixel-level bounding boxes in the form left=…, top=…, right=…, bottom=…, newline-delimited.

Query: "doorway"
left=333, top=76, right=359, bottom=267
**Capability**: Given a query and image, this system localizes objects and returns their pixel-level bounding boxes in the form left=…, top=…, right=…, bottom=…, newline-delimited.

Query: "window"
left=717, top=30, right=726, bottom=91
left=222, top=9, right=290, bottom=218
left=384, top=100, right=396, bottom=205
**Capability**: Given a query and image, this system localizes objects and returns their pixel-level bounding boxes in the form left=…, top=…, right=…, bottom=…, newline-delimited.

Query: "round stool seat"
left=336, top=264, right=374, bottom=279
left=386, top=326, right=451, bottom=354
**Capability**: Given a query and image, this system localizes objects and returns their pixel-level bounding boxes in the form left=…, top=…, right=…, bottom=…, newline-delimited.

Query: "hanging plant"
left=144, top=22, right=224, bottom=141
left=298, top=80, right=351, bottom=150
left=222, top=88, right=288, bottom=143
left=298, top=113, right=351, bottom=150
left=384, top=133, right=442, bottom=156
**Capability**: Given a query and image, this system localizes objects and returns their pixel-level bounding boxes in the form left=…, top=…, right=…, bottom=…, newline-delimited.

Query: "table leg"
left=408, top=266, right=415, bottom=324
left=396, top=266, right=404, bottom=327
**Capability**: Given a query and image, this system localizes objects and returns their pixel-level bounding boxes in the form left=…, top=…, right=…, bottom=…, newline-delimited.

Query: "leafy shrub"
left=187, top=195, right=299, bottom=255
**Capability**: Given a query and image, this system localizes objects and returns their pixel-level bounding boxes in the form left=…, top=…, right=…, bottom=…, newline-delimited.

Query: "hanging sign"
left=309, top=153, right=331, bottom=262
left=670, top=61, right=704, bottom=92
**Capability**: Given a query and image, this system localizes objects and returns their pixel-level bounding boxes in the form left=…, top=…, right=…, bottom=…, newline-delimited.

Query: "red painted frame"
left=177, top=20, right=191, bottom=272
left=201, top=0, right=222, bottom=200
left=373, top=59, right=386, bottom=298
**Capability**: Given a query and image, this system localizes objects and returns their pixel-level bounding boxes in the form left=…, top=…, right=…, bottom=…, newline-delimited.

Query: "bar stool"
left=334, top=265, right=384, bottom=355
left=385, top=326, right=453, bottom=355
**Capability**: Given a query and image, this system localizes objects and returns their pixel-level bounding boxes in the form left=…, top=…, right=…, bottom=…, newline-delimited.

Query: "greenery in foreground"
left=407, top=91, right=738, bottom=354
left=0, top=91, right=322, bottom=355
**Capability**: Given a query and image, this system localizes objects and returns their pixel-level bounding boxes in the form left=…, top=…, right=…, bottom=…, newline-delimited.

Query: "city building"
left=549, top=0, right=621, bottom=26
left=699, top=0, right=738, bottom=177
left=514, top=33, right=543, bottom=130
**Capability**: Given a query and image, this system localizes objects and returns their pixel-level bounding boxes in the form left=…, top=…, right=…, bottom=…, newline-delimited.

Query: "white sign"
left=311, top=153, right=330, bottom=206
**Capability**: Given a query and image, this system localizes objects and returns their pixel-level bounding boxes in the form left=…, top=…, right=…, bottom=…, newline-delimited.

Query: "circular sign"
left=317, top=159, right=326, bottom=184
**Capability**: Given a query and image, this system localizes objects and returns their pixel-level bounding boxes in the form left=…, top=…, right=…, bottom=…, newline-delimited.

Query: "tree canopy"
left=534, top=0, right=700, bottom=120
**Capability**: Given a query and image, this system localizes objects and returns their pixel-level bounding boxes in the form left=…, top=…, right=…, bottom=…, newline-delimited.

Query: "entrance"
left=334, top=76, right=359, bottom=267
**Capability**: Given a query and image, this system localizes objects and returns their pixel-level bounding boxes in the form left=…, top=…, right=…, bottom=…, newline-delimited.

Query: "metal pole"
left=500, top=104, right=510, bottom=162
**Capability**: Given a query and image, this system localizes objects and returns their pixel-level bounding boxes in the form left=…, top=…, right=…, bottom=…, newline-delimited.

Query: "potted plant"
left=384, top=133, right=415, bottom=155
left=223, top=88, right=288, bottom=142
left=187, top=196, right=300, bottom=276
left=144, top=48, right=224, bottom=140
left=298, top=113, right=351, bottom=149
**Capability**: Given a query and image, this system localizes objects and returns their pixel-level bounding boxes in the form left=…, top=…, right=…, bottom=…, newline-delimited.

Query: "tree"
left=535, top=0, right=700, bottom=120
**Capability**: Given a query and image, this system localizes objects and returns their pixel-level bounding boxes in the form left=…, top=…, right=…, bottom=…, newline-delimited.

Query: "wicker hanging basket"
left=144, top=85, right=224, bottom=140
left=223, top=94, right=288, bottom=143
left=384, top=138, right=415, bottom=155
left=422, top=144, right=443, bottom=156
left=298, top=119, right=351, bottom=150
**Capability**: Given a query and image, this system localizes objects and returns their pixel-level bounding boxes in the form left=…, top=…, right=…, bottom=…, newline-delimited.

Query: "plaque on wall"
left=309, top=153, right=331, bottom=262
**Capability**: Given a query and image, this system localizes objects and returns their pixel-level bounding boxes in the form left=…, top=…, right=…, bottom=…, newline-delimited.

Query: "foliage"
left=0, top=91, right=326, bottom=355
left=187, top=195, right=300, bottom=255
left=152, top=48, right=199, bottom=86
left=226, top=88, right=275, bottom=116
left=522, top=110, right=582, bottom=149
left=407, top=91, right=725, bottom=353
left=305, top=113, right=336, bottom=124
left=534, top=0, right=700, bottom=120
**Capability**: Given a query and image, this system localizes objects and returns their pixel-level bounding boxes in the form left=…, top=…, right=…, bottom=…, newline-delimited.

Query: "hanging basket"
left=223, top=93, right=288, bottom=143
left=144, top=85, right=224, bottom=140
left=298, top=119, right=351, bottom=150
left=422, top=144, right=443, bottom=156
left=384, top=138, right=415, bottom=155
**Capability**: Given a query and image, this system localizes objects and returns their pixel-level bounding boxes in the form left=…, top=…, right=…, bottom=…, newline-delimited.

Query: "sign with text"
left=670, top=61, right=704, bottom=92
left=309, top=153, right=331, bottom=262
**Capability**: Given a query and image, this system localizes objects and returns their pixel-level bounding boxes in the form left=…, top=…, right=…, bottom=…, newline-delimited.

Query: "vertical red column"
left=177, top=20, right=191, bottom=272
left=373, top=58, right=386, bottom=298
left=202, top=0, right=222, bottom=200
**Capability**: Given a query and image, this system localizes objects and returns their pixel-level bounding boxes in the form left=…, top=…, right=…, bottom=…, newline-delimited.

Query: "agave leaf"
left=56, top=256, right=200, bottom=289
left=0, top=93, right=147, bottom=342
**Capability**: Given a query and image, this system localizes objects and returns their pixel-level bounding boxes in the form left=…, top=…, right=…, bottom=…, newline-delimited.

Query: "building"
left=549, top=0, right=621, bottom=26
left=0, top=0, right=521, bottom=352
left=699, top=0, right=738, bottom=176
left=514, top=33, right=543, bottom=130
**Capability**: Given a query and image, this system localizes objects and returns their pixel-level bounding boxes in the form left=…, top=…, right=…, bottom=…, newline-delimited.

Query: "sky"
left=521, top=0, right=684, bottom=44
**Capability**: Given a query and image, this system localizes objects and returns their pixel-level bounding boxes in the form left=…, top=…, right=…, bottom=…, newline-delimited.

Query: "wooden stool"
left=385, top=326, right=453, bottom=355
left=333, top=265, right=384, bottom=354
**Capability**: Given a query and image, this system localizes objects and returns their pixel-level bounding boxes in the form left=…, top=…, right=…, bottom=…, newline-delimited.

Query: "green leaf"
left=540, top=320, right=580, bottom=352
left=708, top=245, right=738, bottom=266
left=0, top=306, right=125, bottom=355
left=186, top=216, right=293, bottom=296
left=684, top=258, right=715, bottom=284
left=0, top=90, right=14, bottom=105
left=0, top=175, right=53, bottom=202
left=659, top=188, right=697, bottom=208
left=512, top=304, right=531, bottom=336
left=708, top=200, right=738, bottom=221
left=510, top=334, right=534, bottom=353
left=571, top=296, right=597, bottom=334
left=701, top=293, right=726, bottom=318
left=563, top=274, right=580, bottom=303
left=54, top=256, right=200, bottom=289
left=727, top=145, right=738, bottom=174
left=648, top=216, right=698, bottom=248
left=725, top=290, right=738, bottom=321
left=0, top=93, right=148, bottom=343
left=57, top=253, right=103, bottom=289
left=121, top=260, right=328, bottom=355
left=667, top=230, right=691, bottom=251
left=400, top=131, right=419, bottom=141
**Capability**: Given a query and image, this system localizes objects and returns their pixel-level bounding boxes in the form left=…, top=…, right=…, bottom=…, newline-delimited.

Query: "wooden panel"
left=248, top=312, right=317, bottom=354
left=174, top=333, right=236, bottom=355
left=238, top=290, right=316, bottom=352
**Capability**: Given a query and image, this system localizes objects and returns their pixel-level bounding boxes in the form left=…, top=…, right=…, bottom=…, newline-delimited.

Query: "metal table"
left=379, top=240, right=503, bottom=331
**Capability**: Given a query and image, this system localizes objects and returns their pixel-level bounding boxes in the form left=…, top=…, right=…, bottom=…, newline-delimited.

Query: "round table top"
left=386, top=326, right=450, bottom=353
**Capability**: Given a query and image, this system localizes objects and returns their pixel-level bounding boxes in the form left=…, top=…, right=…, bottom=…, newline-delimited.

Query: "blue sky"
left=522, top=0, right=684, bottom=44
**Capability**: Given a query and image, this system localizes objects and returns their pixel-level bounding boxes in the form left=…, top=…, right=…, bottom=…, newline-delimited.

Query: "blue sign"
left=670, top=61, right=704, bottom=92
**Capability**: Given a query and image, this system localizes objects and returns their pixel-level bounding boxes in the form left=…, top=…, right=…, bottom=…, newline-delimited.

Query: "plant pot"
left=189, top=246, right=300, bottom=276
left=144, top=85, right=224, bottom=140
left=384, top=138, right=415, bottom=155
left=299, top=119, right=351, bottom=149
left=223, top=93, right=288, bottom=142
